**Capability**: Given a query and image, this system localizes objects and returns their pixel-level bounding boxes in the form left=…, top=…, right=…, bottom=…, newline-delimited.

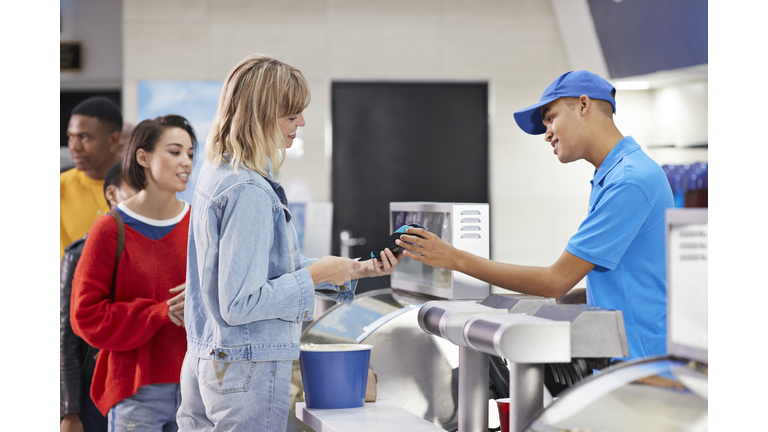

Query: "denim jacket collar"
left=262, top=176, right=289, bottom=208
left=222, top=152, right=289, bottom=216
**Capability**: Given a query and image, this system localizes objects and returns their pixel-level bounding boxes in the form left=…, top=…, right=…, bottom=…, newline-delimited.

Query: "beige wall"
left=61, top=0, right=123, bottom=89
left=122, top=0, right=704, bottom=285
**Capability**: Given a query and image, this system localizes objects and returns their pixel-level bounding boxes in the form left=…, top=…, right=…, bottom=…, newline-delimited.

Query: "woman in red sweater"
left=71, top=114, right=196, bottom=431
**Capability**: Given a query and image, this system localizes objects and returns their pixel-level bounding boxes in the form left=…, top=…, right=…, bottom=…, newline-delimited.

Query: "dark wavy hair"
left=122, top=114, right=197, bottom=191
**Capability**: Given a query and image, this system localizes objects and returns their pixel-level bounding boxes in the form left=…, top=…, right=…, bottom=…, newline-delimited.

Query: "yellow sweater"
left=60, top=168, right=109, bottom=262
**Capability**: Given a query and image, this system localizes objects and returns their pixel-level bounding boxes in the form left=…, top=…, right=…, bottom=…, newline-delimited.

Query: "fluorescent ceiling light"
left=615, top=81, right=651, bottom=90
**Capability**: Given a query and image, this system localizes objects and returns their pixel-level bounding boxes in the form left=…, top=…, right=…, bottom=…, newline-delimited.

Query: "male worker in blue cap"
left=397, top=70, right=674, bottom=360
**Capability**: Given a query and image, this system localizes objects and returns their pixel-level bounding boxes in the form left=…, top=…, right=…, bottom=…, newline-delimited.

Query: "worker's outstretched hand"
left=396, top=228, right=459, bottom=271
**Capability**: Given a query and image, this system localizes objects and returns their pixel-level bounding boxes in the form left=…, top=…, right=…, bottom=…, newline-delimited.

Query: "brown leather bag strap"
left=107, top=208, right=126, bottom=302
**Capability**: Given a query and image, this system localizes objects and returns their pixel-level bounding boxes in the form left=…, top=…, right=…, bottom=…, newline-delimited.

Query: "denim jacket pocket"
left=200, top=359, right=257, bottom=395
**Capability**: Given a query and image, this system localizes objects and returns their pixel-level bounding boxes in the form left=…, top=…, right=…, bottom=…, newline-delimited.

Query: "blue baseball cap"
left=513, top=70, right=616, bottom=135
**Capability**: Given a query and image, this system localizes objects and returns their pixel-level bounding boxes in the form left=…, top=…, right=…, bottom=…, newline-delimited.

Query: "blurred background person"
left=61, top=97, right=123, bottom=262
left=60, top=123, right=131, bottom=173
left=60, top=161, right=137, bottom=432
left=70, top=115, right=196, bottom=431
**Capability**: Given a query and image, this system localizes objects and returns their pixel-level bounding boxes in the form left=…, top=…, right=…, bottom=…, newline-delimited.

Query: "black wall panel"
left=331, top=82, right=489, bottom=293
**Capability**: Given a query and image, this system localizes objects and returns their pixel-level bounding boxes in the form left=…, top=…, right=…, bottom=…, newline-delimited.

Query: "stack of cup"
left=496, top=398, right=510, bottom=432
left=683, top=162, right=708, bottom=208
left=662, top=163, right=708, bottom=208
left=663, top=164, right=688, bottom=208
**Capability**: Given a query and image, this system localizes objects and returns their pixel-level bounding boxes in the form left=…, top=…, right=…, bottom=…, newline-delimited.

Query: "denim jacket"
left=185, top=158, right=356, bottom=362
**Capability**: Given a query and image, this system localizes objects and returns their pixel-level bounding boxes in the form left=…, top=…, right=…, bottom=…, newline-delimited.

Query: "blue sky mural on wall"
left=137, top=81, right=223, bottom=204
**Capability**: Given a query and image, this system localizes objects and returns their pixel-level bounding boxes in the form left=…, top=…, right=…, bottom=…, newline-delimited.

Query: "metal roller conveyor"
left=418, top=301, right=503, bottom=432
left=417, top=294, right=556, bottom=432
left=463, top=305, right=629, bottom=432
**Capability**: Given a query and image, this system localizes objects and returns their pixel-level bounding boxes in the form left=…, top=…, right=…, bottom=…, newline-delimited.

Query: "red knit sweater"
left=71, top=211, right=189, bottom=415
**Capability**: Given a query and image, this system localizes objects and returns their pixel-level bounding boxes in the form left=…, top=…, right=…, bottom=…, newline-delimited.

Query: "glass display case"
left=389, top=202, right=490, bottom=300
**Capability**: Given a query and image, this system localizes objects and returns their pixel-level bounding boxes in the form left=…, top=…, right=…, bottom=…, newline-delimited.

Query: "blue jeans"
left=177, top=353, right=293, bottom=432
left=108, top=383, right=181, bottom=432
left=82, top=392, right=107, bottom=432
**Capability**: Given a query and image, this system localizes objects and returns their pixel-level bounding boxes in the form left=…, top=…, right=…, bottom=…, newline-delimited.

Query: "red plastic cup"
left=496, top=398, right=510, bottom=432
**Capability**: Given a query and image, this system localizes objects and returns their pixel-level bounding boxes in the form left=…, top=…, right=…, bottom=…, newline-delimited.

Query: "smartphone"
left=370, top=223, right=426, bottom=261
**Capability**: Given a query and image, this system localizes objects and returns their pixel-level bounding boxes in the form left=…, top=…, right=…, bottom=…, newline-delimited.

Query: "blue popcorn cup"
left=299, top=344, right=373, bottom=409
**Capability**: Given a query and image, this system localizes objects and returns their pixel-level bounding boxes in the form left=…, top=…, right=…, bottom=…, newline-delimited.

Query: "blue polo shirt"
left=565, top=136, right=674, bottom=360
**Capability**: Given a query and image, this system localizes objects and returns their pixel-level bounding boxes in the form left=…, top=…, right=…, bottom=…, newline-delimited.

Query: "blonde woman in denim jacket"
left=177, top=54, right=403, bottom=432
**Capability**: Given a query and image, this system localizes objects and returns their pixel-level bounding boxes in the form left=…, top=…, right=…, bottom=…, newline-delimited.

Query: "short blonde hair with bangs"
left=206, top=54, right=311, bottom=178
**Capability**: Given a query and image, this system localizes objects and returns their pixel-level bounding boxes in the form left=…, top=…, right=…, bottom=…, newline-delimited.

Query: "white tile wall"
left=327, top=22, right=442, bottom=78
left=124, top=0, right=207, bottom=21
left=328, top=0, right=443, bottom=23
left=209, top=22, right=330, bottom=80
left=208, top=0, right=328, bottom=23
left=123, top=0, right=692, bottom=280
left=123, top=21, right=210, bottom=80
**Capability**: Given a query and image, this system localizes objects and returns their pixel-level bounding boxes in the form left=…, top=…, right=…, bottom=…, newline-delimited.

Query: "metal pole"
left=508, top=363, right=543, bottom=432
left=340, top=230, right=352, bottom=259
left=340, top=230, right=366, bottom=259
left=458, top=346, right=489, bottom=432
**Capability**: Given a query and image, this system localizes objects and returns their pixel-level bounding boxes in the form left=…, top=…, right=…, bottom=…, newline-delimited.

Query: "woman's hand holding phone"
left=308, top=256, right=362, bottom=286
left=353, top=247, right=404, bottom=279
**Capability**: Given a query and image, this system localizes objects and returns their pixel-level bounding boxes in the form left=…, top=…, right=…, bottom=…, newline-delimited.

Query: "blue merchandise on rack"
left=663, top=164, right=688, bottom=208
left=682, top=163, right=708, bottom=208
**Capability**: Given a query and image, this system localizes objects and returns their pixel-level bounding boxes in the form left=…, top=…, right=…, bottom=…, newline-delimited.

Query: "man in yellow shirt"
left=60, top=97, right=123, bottom=262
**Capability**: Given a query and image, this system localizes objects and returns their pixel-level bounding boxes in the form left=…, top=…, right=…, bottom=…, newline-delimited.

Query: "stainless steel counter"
left=295, top=400, right=445, bottom=432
